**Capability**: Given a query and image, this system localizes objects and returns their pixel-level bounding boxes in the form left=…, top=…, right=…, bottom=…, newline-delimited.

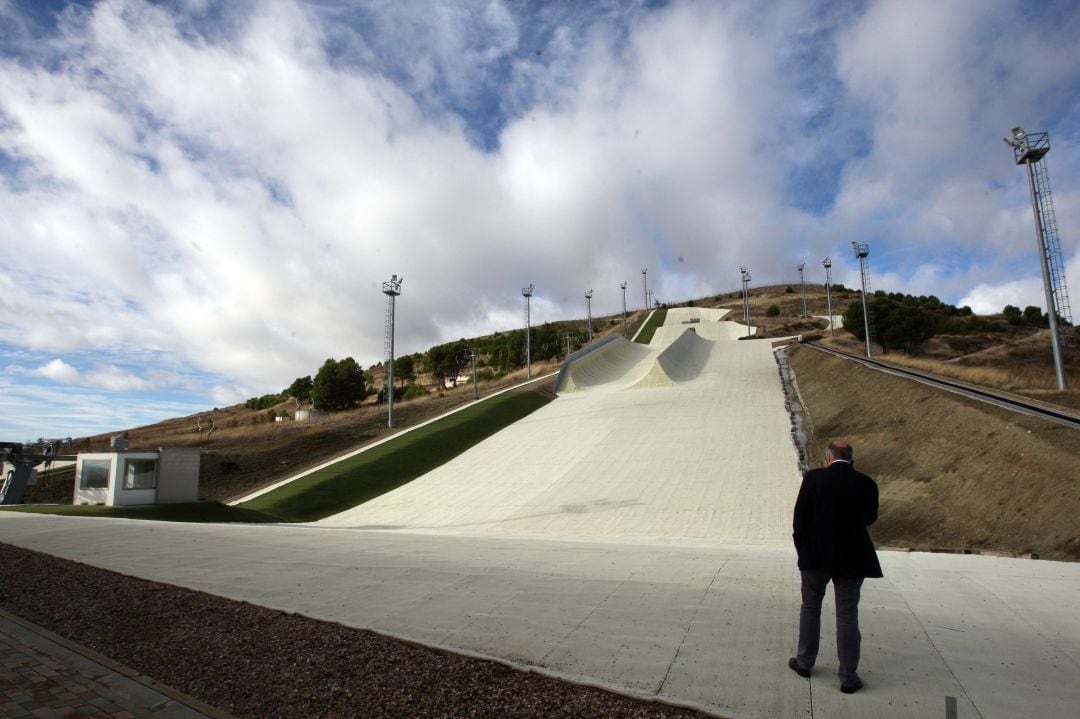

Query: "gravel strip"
left=0, top=542, right=717, bottom=718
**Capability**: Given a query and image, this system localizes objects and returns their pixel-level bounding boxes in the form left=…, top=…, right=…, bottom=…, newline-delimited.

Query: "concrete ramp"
left=626, top=329, right=714, bottom=389
left=319, top=311, right=801, bottom=543
left=554, top=336, right=656, bottom=393
left=650, top=312, right=752, bottom=345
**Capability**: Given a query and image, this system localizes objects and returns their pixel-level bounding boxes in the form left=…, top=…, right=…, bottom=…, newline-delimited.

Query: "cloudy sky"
left=1, top=0, right=1078, bottom=440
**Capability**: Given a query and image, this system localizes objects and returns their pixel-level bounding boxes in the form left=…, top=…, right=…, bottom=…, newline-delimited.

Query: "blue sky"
left=1, top=0, right=1079, bottom=440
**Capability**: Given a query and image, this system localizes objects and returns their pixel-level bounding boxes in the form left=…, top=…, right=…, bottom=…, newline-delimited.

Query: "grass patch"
left=238, top=390, right=552, bottom=522
left=0, top=502, right=278, bottom=523
left=633, top=308, right=668, bottom=344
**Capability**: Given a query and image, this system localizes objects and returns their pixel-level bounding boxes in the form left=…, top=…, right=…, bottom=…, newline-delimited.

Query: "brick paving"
left=1, top=631, right=143, bottom=718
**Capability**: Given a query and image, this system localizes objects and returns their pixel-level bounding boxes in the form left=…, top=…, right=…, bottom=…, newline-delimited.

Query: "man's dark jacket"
left=793, top=461, right=883, bottom=578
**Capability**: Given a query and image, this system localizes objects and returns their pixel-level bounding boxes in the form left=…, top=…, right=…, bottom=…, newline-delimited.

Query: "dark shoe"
left=840, top=677, right=863, bottom=694
left=788, top=657, right=811, bottom=678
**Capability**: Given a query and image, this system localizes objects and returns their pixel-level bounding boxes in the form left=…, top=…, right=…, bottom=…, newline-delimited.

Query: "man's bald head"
left=826, top=440, right=853, bottom=464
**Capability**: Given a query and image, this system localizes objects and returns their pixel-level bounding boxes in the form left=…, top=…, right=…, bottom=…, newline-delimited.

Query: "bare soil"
left=788, top=343, right=1080, bottom=561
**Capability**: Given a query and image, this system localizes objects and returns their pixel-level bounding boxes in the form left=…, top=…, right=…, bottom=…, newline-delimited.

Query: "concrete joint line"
left=892, top=584, right=984, bottom=718
left=656, top=559, right=729, bottom=695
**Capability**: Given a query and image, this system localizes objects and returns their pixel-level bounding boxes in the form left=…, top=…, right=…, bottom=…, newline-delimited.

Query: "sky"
left=1, top=0, right=1079, bottom=440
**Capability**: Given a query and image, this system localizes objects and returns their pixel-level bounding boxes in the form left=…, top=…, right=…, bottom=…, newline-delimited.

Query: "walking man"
left=789, top=439, right=882, bottom=694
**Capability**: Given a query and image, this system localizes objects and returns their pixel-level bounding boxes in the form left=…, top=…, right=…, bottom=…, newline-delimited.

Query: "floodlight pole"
left=620, top=281, right=628, bottom=336
left=382, top=274, right=403, bottom=428
left=522, top=284, right=534, bottom=379
left=469, top=348, right=479, bottom=400
left=740, top=266, right=752, bottom=338
left=642, top=268, right=648, bottom=311
left=564, top=333, right=573, bottom=358
left=822, top=257, right=834, bottom=338
left=1005, top=127, right=1068, bottom=390
left=852, top=242, right=872, bottom=357
left=584, top=289, right=594, bottom=343
left=798, top=262, right=807, bottom=316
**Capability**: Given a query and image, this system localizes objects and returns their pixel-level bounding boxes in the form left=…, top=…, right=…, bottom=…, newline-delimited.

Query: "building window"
left=80, top=459, right=111, bottom=489
left=123, top=459, right=157, bottom=490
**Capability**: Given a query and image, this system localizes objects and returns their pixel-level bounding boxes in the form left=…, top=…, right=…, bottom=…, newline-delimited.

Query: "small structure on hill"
left=73, top=447, right=201, bottom=506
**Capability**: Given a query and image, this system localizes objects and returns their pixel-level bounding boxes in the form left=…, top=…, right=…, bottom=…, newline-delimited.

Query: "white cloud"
left=0, top=0, right=1078, bottom=438
left=35, top=358, right=80, bottom=383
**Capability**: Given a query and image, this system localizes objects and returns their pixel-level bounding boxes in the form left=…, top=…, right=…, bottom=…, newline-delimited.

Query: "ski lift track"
left=802, top=341, right=1080, bottom=431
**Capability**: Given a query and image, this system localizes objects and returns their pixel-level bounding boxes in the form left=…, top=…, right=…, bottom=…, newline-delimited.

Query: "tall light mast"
left=522, top=284, right=534, bottom=379
left=740, top=266, right=752, bottom=338
left=1005, top=127, right=1072, bottom=390
left=852, top=242, right=873, bottom=358
left=797, top=262, right=807, bottom=317
left=584, top=289, right=594, bottom=343
left=620, top=281, right=628, bottom=336
left=822, top=257, right=834, bottom=338
left=382, top=274, right=403, bottom=428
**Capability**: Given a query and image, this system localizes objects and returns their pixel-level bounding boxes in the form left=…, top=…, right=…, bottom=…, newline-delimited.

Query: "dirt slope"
left=788, top=344, right=1080, bottom=561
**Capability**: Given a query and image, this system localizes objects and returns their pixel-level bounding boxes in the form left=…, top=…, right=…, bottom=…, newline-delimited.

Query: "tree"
left=393, top=355, right=417, bottom=387
left=424, top=340, right=468, bottom=388
left=1023, top=305, right=1045, bottom=325
left=312, top=357, right=367, bottom=410
left=285, top=375, right=314, bottom=401
left=1003, top=305, right=1022, bottom=326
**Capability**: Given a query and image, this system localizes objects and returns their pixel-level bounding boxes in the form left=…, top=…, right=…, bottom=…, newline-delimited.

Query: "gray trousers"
left=797, top=569, right=864, bottom=683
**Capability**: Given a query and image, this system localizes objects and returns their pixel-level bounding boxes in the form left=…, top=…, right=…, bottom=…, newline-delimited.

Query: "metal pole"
left=382, top=275, right=402, bottom=428
left=857, top=254, right=871, bottom=358
left=620, top=281, right=628, bottom=336
left=387, top=294, right=394, bottom=427
left=1025, top=158, right=1068, bottom=390
left=470, top=349, right=478, bottom=400
left=522, top=284, right=533, bottom=379
left=585, top=289, right=593, bottom=343
left=798, top=263, right=807, bottom=317
left=642, top=268, right=648, bottom=311
left=823, top=257, right=834, bottom=339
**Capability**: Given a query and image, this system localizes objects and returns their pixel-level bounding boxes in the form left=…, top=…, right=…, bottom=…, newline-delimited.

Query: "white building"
left=73, top=447, right=201, bottom=506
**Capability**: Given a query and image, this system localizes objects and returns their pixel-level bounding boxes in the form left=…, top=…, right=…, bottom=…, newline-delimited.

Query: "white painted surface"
left=318, top=319, right=801, bottom=543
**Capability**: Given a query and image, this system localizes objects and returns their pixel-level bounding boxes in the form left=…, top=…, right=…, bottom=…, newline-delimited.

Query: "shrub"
left=402, top=383, right=430, bottom=401
left=766, top=304, right=781, bottom=317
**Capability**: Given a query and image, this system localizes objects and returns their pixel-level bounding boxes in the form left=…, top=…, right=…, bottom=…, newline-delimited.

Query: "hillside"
left=21, top=284, right=1080, bottom=561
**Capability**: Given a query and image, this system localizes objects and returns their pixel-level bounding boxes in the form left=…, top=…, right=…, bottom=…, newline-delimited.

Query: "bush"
left=766, top=304, right=781, bottom=317
left=402, top=383, right=430, bottom=401
left=785, top=287, right=794, bottom=294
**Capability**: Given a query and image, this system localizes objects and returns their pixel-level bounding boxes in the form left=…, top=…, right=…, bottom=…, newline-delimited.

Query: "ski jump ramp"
left=319, top=309, right=800, bottom=543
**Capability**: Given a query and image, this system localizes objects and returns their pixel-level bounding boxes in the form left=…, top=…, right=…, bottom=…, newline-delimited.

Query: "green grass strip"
left=0, top=502, right=278, bottom=523
left=238, top=390, right=552, bottom=523
left=633, top=308, right=668, bottom=344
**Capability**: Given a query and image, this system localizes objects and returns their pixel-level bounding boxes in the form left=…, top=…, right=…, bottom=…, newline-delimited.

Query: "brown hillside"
left=788, top=343, right=1080, bottom=561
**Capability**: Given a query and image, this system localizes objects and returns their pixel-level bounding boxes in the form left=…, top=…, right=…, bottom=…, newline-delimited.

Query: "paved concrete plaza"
left=2, top=309, right=1078, bottom=718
